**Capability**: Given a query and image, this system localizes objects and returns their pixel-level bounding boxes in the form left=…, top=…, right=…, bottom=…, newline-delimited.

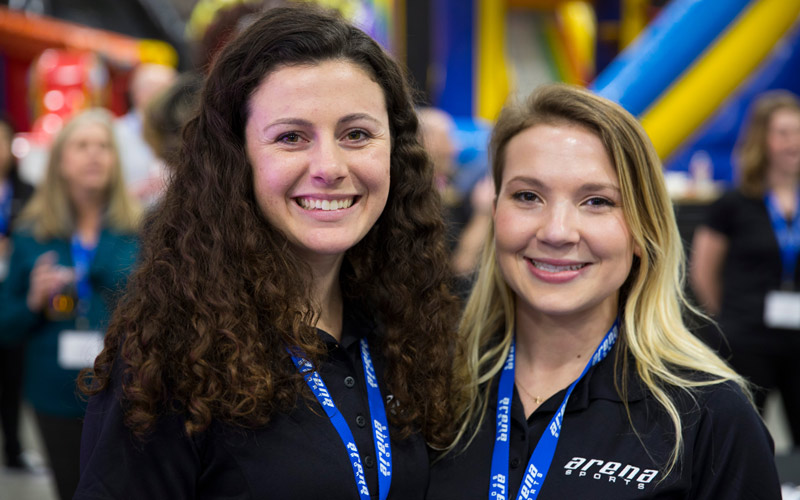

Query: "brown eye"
left=278, top=132, right=301, bottom=143
left=585, top=197, right=615, bottom=207
left=346, top=130, right=368, bottom=141
left=513, top=191, right=538, bottom=202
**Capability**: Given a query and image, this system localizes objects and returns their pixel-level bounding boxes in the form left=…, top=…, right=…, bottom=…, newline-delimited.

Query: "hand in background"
left=26, top=252, right=75, bottom=313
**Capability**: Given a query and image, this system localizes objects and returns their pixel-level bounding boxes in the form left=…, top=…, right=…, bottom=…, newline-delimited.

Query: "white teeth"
left=297, top=197, right=354, bottom=211
left=531, top=260, right=585, bottom=272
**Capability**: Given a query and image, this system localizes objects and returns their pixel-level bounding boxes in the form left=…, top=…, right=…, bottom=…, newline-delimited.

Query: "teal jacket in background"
left=0, top=228, right=138, bottom=418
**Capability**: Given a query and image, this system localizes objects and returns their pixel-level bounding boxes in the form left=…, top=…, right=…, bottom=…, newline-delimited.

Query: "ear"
left=633, top=240, right=642, bottom=258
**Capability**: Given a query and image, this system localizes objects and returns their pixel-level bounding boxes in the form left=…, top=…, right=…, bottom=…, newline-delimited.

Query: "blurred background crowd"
left=0, top=0, right=799, bottom=498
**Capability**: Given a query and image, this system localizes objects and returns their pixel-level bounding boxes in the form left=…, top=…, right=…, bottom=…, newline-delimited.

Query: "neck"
left=307, top=254, right=345, bottom=341
left=512, top=300, right=617, bottom=417
left=767, top=167, right=799, bottom=193
left=514, top=302, right=617, bottom=370
left=71, top=190, right=105, bottom=245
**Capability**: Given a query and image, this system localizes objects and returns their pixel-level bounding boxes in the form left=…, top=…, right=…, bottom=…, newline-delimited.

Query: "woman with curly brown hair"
left=74, top=5, right=459, bottom=500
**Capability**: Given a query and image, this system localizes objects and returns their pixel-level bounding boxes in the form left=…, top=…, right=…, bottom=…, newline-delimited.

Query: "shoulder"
left=98, top=229, right=139, bottom=257
left=689, top=380, right=764, bottom=438
left=709, top=189, right=765, bottom=213
left=10, top=228, right=60, bottom=253
left=703, top=189, right=765, bottom=235
left=101, top=228, right=139, bottom=244
left=680, top=380, right=781, bottom=498
left=78, top=362, right=204, bottom=498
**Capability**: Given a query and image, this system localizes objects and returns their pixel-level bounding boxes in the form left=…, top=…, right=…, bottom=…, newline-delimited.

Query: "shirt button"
left=356, top=415, right=367, bottom=427
left=510, top=457, right=521, bottom=469
left=364, top=455, right=375, bottom=468
left=344, top=376, right=356, bottom=388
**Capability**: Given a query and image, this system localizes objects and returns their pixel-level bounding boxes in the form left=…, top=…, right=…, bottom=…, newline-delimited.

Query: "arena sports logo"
left=563, top=456, right=659, bottom=491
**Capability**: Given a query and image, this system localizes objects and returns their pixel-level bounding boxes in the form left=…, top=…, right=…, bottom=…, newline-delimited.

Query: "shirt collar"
left=317, top=300, right=379, bottom=351
left=490, top=342, right=647, bottom=428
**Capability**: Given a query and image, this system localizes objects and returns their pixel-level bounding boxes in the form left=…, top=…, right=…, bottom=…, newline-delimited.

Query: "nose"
left=309, top=137, right=348, bottom=185
left=536, top=201, right=580, bottom=247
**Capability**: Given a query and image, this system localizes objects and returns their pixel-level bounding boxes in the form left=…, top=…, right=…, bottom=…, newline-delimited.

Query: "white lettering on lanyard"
left=490, top=473, right=507, bottom=499
left=309, top=371, right=335, bottom=408
left=361, top=340, right=379, bottom=389
left=497, top=397, right=511, bottom=442
left=518, top=464, right=542, bottom=499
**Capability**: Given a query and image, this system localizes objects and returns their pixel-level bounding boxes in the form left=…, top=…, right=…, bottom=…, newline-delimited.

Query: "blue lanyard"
left=489, top=319, right=619, bottom=500
left=0, top=180, right=12, bottom=236
left=70, top=235, right=98, bottom=318
left=289, top=337, right=392, bottom=500
left=765, top=191, right=800, bottom=285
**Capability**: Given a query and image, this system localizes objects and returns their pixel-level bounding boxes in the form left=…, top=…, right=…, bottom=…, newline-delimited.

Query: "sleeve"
left=688, top=382, right=782, bottom=500
left=702, top=190, right=738, bottom=237
left=0, top=232, right=43, bottom=344
left=74, top=367, right=203, bottom=500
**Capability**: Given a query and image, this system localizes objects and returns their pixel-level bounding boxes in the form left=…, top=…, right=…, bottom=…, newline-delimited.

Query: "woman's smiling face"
left=493, top=123, right=639, bottom=324
left=245, top=59, right=391, bottom=265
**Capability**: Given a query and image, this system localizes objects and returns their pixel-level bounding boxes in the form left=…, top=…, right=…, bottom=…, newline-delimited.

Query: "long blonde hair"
left=449, top=84, right=749, bottom=477
left=18, top=108, right=141, bottom=239
left=736, top=90, right=800, bottom=197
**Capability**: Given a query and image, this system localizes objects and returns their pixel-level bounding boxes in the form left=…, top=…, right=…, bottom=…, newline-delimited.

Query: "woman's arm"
left=0, top=235, right=48, bottom=343
left=689, top=226, right=729, bottom=316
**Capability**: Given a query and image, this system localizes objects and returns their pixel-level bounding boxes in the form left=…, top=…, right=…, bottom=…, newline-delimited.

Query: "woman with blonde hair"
left=691, top=89, right=800, bottom=448
left=428, top=84, right=780, bottom=499
left=0, top=108, right=140, bottom=500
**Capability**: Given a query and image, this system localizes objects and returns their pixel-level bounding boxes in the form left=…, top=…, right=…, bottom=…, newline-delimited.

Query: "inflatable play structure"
left=431, top=0, right=800, bottom=185
left=592, top=0, right=800, bottom=180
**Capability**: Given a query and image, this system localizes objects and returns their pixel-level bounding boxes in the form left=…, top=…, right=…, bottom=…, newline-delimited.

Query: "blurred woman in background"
left=691, top=89, right=800, bottom=449
left=0, top=108, right=140, bottom=499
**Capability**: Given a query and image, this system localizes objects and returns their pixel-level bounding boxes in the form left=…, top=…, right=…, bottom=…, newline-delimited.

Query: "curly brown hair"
left=79, top=4, right=460, bottom=448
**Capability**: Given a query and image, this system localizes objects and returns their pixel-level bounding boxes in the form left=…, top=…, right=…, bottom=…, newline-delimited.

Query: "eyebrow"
left=263, top=113, right=382, bottom=133
left=505, top=176, right=621, bottom=194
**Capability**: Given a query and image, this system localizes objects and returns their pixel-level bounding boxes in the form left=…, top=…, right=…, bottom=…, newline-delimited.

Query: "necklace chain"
left=515, top=378, right=545, bottom=405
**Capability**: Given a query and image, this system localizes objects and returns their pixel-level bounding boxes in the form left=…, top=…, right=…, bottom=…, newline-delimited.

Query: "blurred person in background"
left=0, top=108, right=140, bottom=499
left=137, top=71, right=204, bottom=206
left=0, top=115, right=35, bottom=471
left=691, top=89, right=800, bottom=449
left=115, top=63, right=177, bottom=204
left=418, top=107, right=469, bottom=250
left=418, top=107, right=493, bottom=289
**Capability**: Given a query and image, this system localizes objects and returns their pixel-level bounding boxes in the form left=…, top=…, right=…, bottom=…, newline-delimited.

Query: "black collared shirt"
left=75, top=307, right=428, bottom=499
left=705, top=189, right=800, bottom=344
left=428, top=345, right=781, bottom=499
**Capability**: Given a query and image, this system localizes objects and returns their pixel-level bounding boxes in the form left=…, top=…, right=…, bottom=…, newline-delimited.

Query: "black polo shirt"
left=75, top=307, right=428, bottom=499
left=704, top=189, right=800, bottom=350
left=428, top=345, right=781, bottom=499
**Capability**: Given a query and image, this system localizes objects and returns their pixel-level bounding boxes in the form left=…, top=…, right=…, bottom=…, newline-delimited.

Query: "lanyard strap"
left=0, top=180, right=12, bottom=236
left=289, top=337, right=392, bottom=500
left=489, top=319, right=619, bottom=500
left=765, top=192, right=800, bottom=285
left=70, top=235, right=98, bottom=318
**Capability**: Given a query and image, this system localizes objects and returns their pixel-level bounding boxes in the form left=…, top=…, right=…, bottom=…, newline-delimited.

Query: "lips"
left=525, top=258, right=590, bottom=284
left=295, top=196, right=357, bottom=211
